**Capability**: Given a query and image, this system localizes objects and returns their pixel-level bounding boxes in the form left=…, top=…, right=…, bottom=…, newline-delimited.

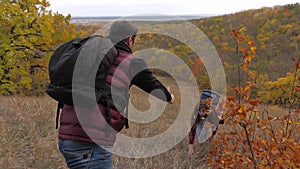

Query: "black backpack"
left=46, top=35, right=118, bottom=129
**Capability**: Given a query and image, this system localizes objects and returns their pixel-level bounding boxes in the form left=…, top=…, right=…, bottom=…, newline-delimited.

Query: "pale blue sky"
left=48, top=0, right=300, bottom=17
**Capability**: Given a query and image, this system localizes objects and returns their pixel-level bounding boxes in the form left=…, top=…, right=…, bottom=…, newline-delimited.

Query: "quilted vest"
left=58, top=52, right=135, bottom=145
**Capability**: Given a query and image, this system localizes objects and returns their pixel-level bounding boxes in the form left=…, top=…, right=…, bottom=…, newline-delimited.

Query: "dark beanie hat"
left=108, top=20, right=138, bottom=43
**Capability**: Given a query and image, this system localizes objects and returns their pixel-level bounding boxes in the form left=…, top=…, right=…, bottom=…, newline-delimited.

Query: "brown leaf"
left=234, top=87, right=242, bottom=94
left=291, top=56, right=296, bottom=61
left=228, top=96, right=237, bottom=102
left=295, top=86, right=300, bottom=92
left=267, top=115, right=274, bottom=120
left=239, top=48, right=247, bottom=53
left=231, top=29, right=240, bottom=37
left=283, top=115, right=289, bottom=120
left=295, top=63, right=300, bottom=70
left=249, top=99, right=260, bottom=106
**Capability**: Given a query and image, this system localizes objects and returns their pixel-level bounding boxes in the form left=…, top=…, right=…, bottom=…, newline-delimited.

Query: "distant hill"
left=190, top=3, right=300, bottom=81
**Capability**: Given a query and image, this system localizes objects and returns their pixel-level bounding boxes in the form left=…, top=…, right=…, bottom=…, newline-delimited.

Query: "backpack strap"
left=124, top=94, right=130, bottom=129
left=55, top=102, right=64, bottom=129
left=105, top=99, right=112, bottom=137
left=124, top=106, right=129, bottom=129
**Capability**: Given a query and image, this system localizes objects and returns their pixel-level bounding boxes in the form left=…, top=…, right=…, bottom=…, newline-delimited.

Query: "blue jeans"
left=197, top=119, right=208, bottom=143
left=59, top=139, right=113, bottom=169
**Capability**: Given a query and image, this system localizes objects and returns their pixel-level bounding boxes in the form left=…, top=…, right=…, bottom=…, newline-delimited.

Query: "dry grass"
left=0, top=96, right=67, bottom=169
left=0, top=76, right=211, bottom=168
left=3, top=76, right=293, bottom=168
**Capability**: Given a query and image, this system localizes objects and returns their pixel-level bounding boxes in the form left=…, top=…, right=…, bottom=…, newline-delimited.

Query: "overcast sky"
left=48, top=0, right=300, bottom=17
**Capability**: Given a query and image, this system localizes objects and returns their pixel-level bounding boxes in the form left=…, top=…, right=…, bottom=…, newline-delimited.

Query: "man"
left=58, top=20, right=175, bottom=169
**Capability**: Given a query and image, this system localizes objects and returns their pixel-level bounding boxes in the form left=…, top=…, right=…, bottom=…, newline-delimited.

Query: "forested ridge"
left=192, top=3, right=300, bottom=82
left=191, top=3, right=300, bottom=105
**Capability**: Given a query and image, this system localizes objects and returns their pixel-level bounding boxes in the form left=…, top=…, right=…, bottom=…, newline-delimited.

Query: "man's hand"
left=188, top=144, right=194, bottom=159
left=167, top=87, right=175, bottom=104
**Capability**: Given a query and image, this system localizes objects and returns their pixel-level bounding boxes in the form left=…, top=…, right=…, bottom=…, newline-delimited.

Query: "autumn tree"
left=207, top=30, right=300, bottom=169
left=0, top=0, right=78, bottom=95
left=191, top=58, right=210, bottom=89
left=229, top=29, right=257, bottom=103
left=259, top=72, right=300, bottom=107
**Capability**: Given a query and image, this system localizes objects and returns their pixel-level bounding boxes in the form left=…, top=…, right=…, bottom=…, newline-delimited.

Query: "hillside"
left=190, top=3, right=300, bottom=81
left=73, top=3, right=300, bottom=83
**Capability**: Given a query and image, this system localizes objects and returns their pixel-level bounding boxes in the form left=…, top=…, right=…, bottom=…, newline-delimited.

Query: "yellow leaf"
left=250, top=46, right=257, bottom=54
left=242, top=63, right=249, bottom=71
left=247, top=40, right=254, bottom=46
left=244, top=86, right=251, bottom=92
left=146, top=33, right=153, bottom=38
left=237, top=105, right=244, bottom=114
left=245, top=54, right=254, bottom=63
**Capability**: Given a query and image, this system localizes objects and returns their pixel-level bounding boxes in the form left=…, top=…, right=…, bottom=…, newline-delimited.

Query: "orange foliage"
left=295, top=86, right=300, bottom=92
left=192, top=58, right=204, bottom=78
left=249, top=99, right=260, bottom=106
left=207, top=30, right=300, bottom=169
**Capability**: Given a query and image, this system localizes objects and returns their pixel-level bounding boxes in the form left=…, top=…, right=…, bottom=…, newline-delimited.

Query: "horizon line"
left=70, top=14, right=220, bottom=18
